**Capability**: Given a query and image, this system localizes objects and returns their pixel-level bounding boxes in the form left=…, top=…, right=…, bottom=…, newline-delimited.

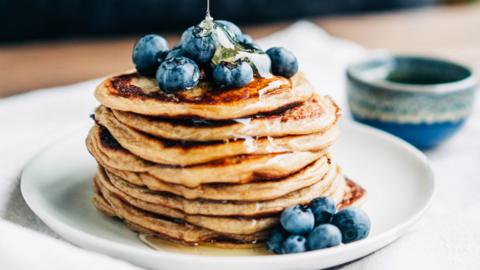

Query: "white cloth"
left=0, top=21, right=479, bottom=269
left=0, top=219, right=143, bottom=270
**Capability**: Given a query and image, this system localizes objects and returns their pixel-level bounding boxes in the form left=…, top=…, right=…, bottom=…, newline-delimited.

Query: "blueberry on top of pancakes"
left=181, top=25, right=217, bottom=64
left=215, top=20, right=242, bottom=41
left=267, top=47, right=299, bottom=78
left=131, top=18, right=298, bottom=92
left=212, top=60, right=253, bottom=88
left=132, top=34, right=169, bottom=76
left=156, top=57, right=200, bottom=92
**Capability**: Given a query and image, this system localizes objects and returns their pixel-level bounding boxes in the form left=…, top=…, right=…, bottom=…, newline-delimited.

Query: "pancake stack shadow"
left=87, top=71, right=366, bottom=248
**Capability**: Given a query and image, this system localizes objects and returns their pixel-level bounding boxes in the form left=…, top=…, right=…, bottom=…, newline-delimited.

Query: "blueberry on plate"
left=156, top=56, right=200, bottom=92
left=310, top=197, right=336, bottom=225
left=181, top=26, right=216, bottom=64
left=281, top=235, right=308, bottom=254
left=280, top=205, right=315, bottom=235
left=307, top=224, right=342, bottom=250
left=215, top=20, right=242, bottom=39
left=266, top=47, right=298, bottom=78
left=132, top=34, right=169, bottom=76
left=212, top=60, right=253, bottom=88
left=266, top=227, right=288, bottom=254
left=332, top=207, right=371, bottom=244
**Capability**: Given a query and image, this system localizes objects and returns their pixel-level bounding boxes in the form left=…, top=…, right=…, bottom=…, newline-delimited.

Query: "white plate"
left=21, top=122, right=434, bottom=270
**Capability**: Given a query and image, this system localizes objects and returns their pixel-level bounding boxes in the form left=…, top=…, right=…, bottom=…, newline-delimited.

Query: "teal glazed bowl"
left=346, top=55, right=477, bottom=149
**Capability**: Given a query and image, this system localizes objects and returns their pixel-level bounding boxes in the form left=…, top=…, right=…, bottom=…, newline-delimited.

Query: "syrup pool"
left=140, top=234, right=272, bottom=256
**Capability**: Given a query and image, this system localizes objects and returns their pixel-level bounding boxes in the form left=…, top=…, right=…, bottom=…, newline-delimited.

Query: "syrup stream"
left=206, top=0, right=211, bottom=18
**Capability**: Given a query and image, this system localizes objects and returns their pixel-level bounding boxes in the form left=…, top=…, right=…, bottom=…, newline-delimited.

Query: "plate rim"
left=20, top=121, right=435, bottom=265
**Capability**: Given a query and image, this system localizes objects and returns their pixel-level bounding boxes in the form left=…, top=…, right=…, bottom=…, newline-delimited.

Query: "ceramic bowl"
left=346, top=54, right=477, bottom=149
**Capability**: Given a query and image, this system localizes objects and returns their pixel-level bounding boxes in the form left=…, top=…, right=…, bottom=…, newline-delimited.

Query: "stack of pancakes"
left=87, top=71, right=366, bottom=248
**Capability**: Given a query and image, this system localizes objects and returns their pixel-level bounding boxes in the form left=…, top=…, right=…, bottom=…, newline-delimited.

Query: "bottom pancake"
left=93, top=177, right=269, bottom=245
left=95, top=168, right=345, bottom=234
left=92, top=169, right=366, bottom=248
left=95, top=166, right=344, bottom=235
left=96, top=168, right=277, bottom=235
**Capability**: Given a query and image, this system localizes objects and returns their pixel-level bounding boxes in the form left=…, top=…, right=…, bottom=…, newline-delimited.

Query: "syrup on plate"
left=139, top=234, right=271, bottom=256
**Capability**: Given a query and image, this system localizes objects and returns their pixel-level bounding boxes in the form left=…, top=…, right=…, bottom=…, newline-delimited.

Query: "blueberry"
left=181, top=26, right=216, bottom=64
left=242, top=42, right=262, bottom=52
left=310, top=197, right=336, bottom=225
left=165, top=48, right=187, bottom=60
left=212, top=60, right=253, bottom=88
left=215, top=20, right=242, bottom=39
left=238, top=35, right=262, bottom=51
left=266, top=47, right=298, bottom=78
left=307, top=224, right=342, bottom=250
left=156, top=51, right=168, bottom=63
left=156, top=57, right=200, bottom=92
left=280, top=205, right=315, bottom=235
left=332, top=207, right=371, bottom=244
left=132, top=34, right=169, bottom=76
left=266, top=227, right=288, bottom=254
left=172, top=42, right=182, bottom=50
left=238, top=34, right=253, bottom=44
left=281, top=235, right=308, bottom=254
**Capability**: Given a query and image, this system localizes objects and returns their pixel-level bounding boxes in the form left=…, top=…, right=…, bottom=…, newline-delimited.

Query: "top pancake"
left=95, top=71, right=313, bottom=120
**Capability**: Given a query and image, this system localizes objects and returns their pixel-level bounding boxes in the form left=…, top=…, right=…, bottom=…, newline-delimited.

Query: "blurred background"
left=0, top=0, right=478, bottom=96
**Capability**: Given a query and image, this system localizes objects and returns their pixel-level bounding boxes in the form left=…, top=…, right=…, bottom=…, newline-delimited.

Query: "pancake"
left=94, top=166, right=346, bottom=235
left=342, top=177, right=368, bottom=208
left=94, top=106, right=339, bottom=166
left=112, top=94, right=340, bottom=141
left=93, top=184, right=269, bottom=245
left=103, top=164, right=345, bottom=217
left=103, top=156, right=331, bottom=201
left=95, top=71, right=313, bottom=120
left=93, top=170, right=365, bottom=247
left=95, top=169, right=278, bottom=235
left=87, top=125, right=325, bottom=187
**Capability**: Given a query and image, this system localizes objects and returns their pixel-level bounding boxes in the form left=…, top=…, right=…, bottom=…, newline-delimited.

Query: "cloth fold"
left=0, top=21, right=479, bottom=269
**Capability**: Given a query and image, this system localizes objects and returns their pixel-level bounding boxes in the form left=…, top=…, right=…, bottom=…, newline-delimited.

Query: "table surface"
left=1, top=2, right=479, bottom=97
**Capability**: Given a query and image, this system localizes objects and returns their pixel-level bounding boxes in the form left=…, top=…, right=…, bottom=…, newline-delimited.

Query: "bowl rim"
left=346, top=53, right=478, bottom=94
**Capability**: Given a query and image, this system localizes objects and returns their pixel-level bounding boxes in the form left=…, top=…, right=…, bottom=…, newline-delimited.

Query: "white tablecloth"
left=0, top=21, right=479, bottom=270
